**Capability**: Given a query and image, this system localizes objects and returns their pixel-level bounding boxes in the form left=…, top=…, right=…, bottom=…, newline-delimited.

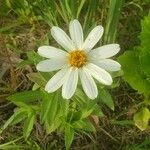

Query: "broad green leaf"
left=133, top=107, right=150, bottom=131
left=118, top=14, right=150, bottom=96
left=98, top=88, right=114, bottom=111
left=65, top=126, right=74, bottom=150
left=140, top=51, right=150, bottom=81
left=23, top=112, right=35, bottom=139
left=118, top=51, right=150, bottom=94
left=7, top=90, right=42, bottom=104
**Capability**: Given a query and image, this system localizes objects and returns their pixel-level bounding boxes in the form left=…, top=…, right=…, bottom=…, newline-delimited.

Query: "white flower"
left=36, top=20, right=121, bottom=100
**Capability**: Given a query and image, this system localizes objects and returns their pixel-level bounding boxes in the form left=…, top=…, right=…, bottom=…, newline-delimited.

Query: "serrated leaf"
left=23, top=112, right=35, bottom=140
left=99, top=88, right=114, bottom=111
left=65, top=126, right=74, bottom=150
left=133, top=107, right=150, bottom=131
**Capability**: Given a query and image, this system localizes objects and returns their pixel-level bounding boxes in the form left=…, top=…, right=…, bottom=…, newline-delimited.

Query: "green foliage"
left=23, top=112, right=35, bottom=139
left=1, top=0, right=104, bottom=34
left=118, top=14, right=150, bottom=130
left=65, top=126, right=74, bottom=150
left=0, top=0, right=124, bottom=149
left=103, top=0, right=124, bottom=44
left=118, top=14, right=150, bottom=96
left=98, top=88, right=114, bottom=111
left=7, top=90, right=42, bottom=104
left=133, top=107, right=150, bottom=131
left=1, top=84, right=115, bottom=149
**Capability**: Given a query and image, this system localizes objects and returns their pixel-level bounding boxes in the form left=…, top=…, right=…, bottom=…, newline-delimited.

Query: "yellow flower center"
left=69, top=50, right=87, bottom=68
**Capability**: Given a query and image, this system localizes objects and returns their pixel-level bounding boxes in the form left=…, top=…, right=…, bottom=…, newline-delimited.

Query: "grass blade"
left=103, top=0, right=124, bottom=44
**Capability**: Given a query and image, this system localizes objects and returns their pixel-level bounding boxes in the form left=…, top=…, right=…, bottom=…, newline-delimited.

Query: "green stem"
left=103, top=0, right=124, bottom=44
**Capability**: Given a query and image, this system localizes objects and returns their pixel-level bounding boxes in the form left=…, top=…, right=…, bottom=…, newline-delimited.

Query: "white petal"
left=86, top=63, right=112, bottom=85
left=38, top=46, right=68, bottom=58
left=69, top=19, right=83, bottom=49
left=82, top=25, right=104, bottom=52
left=45, top=68, right=69, bottom=92
left=51, top=26, right=75, bottom=51
left=36, top=59, right=66, bottom=72
left=89, top=44, right=120, bottom=59
left=91, top=59, right=121, bottom=71
left=62, top=67, right=78, bottom=99
left=79, top=67, right=98, bottom=99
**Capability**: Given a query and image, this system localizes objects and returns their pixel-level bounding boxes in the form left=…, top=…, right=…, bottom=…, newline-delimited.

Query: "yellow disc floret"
left=69, top=50, right=87, bottom=68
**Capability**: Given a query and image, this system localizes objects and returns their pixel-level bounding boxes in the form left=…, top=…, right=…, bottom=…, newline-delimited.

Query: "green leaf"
left=118, top=14, right=150, bottom=96
left=140, top=14, right=150, bottom=50
left=40, top=91, right=59, bottom=125
left=133, top=107, right=150, bottom=131
left=7, top=90, right=42, bottom=104
left=23, top=112, right=35, bottom=140
left=17, top=60, right=33, bottom=68
left=1, top=109, right=27, bottom=132
left=27, top=73, right=47, bottom=88
left=140, top=51, right=150, bottom=81
left=73, top=119, right=96, bottom=132
left=47, top=93, right=59, bottom=125
left=111, top=120, right=134, bottom=126
left=99, top=88, right=114, bottom=111
left=45, top=118, right=61, bottom=134
left=103, top=0, right=124, bottom=43
left=40, top=91, right=54, bottom=123
left=65, top=126, right=74, bottom=150
left=118, top=50, right=150, bottom=95
left=27, top=51, right=43, bottom=64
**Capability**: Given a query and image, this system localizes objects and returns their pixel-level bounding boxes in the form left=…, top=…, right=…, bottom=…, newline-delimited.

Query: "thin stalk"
left=103, top=0, right=124, bottom=44
left=76, top=0, right=86, bottom=19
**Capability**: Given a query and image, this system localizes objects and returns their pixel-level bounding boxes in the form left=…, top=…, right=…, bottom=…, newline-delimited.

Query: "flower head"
left=36, top=20, right=121, bottom=99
